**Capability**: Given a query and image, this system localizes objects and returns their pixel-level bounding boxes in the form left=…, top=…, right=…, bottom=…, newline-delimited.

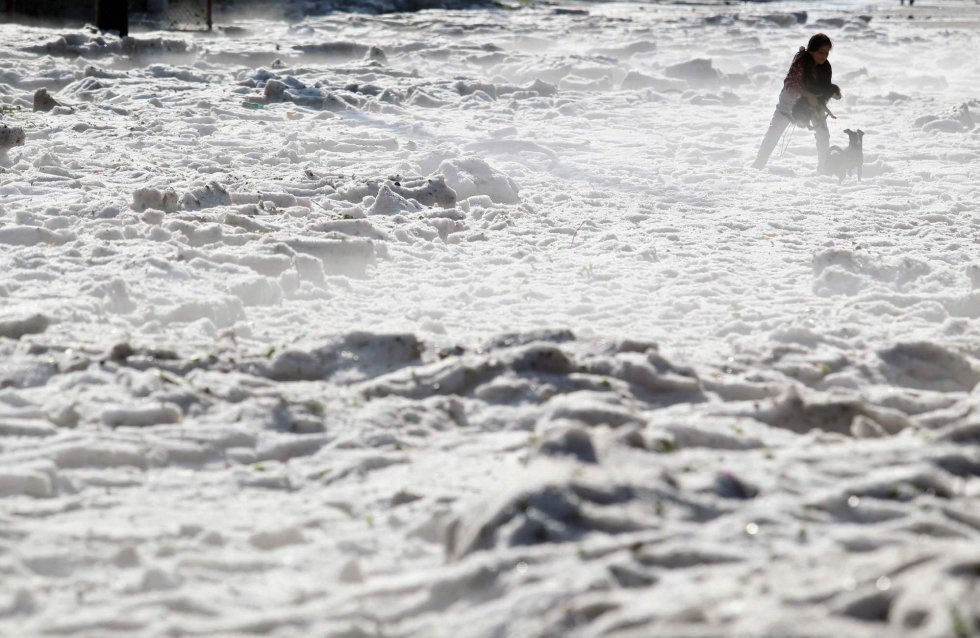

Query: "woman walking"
left=752, top=33, right=842, bottom=172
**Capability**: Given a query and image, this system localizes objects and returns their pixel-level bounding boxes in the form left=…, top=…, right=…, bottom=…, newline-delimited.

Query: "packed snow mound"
left=292, top=41, right=369, bottom=59
left=454, top=78, right=557, bottom=99
left=265, top=332, right=422, bottom=382
left=0, top=226, right=73, bottom=246
left=436, top=157, right=520, bottom=204
left=915, top=103, right=976, bottom=134
left=620, top=71, right=686, bottom=92
left=335, top=175, right=457, bottom=208
left=446, top=462, right=654, bottom=558
left=878, top=342, right=980, bottom=392
left=181, top=182, right=232, bottom=211
left=3, top=325, right=980, bottom=635
left=263, top=77, right=351, bottom=110
left=396, top=175, right=456, bottom=208
left=24, top=33, right=193, bottom=58
left=132, top=187, right=179, bottom=213
left=665, top=58, right=722, bottom=86
left=0, top=313, right=49, bottom=340
left=369, top=184, right=423, bottom=215
left=132, top=183, right=230, bottom=212
left=758, top=11, right=808, bottom=27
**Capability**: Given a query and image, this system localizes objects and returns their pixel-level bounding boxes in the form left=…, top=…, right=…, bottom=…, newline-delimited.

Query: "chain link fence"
left=133, top=0, right=212, bottom=31
left=3, top=0, right=212, bottom=31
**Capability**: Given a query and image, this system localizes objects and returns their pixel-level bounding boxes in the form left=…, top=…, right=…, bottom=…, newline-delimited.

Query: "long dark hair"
left=807, top=33, right=833, bottom=52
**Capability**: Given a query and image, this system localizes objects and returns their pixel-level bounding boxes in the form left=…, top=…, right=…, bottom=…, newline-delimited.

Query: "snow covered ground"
left=1, top=0, right=979, bottom=635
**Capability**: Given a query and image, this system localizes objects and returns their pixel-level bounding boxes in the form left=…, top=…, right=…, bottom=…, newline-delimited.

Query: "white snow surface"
left=1, top=1, right=980, bottom=636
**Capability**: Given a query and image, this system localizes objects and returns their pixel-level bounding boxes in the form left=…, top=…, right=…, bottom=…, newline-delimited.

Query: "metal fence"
left=140, top=0, right=213, bottom=31
left=3, top=0, right=213, bottom=31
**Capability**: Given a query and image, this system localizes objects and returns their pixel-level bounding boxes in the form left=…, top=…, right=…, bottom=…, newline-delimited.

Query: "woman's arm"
left=783, top=49, right=807, bottom=97
left=823, top=62, right=842, bottom=99
left=784, top=49, right=824, bottom=104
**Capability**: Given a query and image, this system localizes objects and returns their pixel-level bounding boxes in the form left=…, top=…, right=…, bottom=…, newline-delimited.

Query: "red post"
left=6, top=0, right=13, bottom=22
left=207, top=0, right=212, bottom=30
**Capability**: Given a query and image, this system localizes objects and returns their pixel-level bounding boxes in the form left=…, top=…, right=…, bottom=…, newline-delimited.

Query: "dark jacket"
left=783, top=47, right=839, bottom=99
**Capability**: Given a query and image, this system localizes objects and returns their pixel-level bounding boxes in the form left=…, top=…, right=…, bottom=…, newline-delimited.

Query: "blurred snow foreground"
left=1, top=0, right=979, bottom=636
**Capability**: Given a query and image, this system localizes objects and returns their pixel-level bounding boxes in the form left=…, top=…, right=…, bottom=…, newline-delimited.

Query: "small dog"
left=824, top=128, right=864, bottom=182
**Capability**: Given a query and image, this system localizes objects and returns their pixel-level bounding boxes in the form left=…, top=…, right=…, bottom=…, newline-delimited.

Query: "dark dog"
left=824, top=128, right=864, bottom=182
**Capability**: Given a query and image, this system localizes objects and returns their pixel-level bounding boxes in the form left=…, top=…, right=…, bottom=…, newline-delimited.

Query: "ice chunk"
left=0, top=124, right=26, bottom=151
left=102, top=403, right=182, bottom=427
left=0, top=313, right=49, bottom=339
left=437, top=157, right=519, bottom=204
left=132, top=187, right=179, bottom=213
